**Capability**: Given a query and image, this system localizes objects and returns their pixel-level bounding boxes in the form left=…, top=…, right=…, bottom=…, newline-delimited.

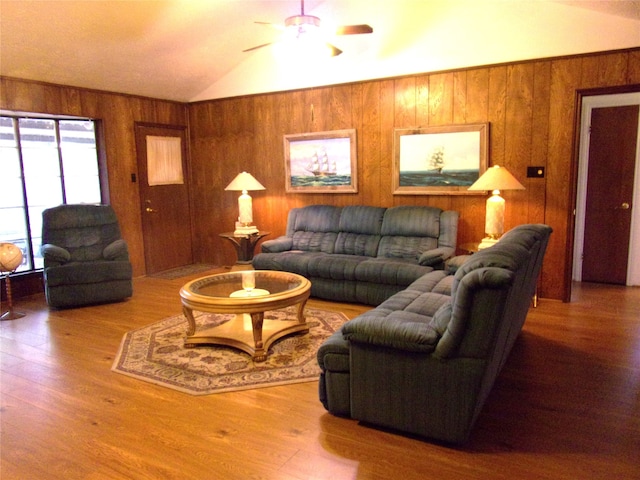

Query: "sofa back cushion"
left=42, top=204, right=123, bottom=262
left=334, top=205, right=385, bottom=257
left=378, top=206, right=441, bottom=259
left=291, top=205, right=342, bottom=253
left=432, top=224, right=552, bottom=359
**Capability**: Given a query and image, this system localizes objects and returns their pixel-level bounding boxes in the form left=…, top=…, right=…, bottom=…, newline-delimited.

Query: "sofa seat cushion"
left=405, top=270, right=451, bottom=294
left=253, top=251, right=325, bottom=277
left=355, top=257, right=433, bottom=285
left=307, top=254, right=370, bottom=280
left=43, top=260, right=133, bottom=287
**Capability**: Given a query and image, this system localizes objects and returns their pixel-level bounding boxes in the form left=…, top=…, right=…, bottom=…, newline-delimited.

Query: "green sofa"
left=317, top=224, right=552, bottom=444
left=252, top=204, right=459, bottom=306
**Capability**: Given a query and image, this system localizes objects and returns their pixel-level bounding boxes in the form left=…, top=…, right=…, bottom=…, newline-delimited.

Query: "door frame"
left=572, top=90, right=640, bottom=286
left=134, top=122, right=195, bottom=274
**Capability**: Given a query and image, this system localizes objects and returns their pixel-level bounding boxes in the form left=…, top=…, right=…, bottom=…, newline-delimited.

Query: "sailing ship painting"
left=426, top=146, right=445, bottom=174
left=306, top=148, right=337, bottom=177
left=396, top=128, right=484, bottom=192
left=285, top=131, right=357, bottom=192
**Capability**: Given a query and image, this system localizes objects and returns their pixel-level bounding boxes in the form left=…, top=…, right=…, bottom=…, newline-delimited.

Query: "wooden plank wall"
left=2, top=48, right=639, bottom=300
left=189, top=48, right=640, bottom=301
left=0, top=78, right=188, bottom=277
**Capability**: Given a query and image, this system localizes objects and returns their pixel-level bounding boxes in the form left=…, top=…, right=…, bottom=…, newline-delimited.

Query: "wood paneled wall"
left=2, top=48, right=639, bottom=300
left=0, top=78, right=188, bottom=276
left=188, top=48, right=640, bottom=301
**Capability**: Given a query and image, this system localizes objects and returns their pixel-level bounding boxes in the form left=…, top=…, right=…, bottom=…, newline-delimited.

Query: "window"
left=0, top=114, right=103, bottom=273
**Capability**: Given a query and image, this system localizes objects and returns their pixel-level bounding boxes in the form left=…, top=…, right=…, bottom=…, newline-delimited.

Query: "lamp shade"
left=224, top=172, right=266, bottom=192
left=468, top=165, right=525, bottom=192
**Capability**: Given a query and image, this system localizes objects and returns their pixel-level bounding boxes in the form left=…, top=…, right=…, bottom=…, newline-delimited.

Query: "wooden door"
left=135, top=123, right=194, bottom=274
left=582, top=105, right=638, bottom=284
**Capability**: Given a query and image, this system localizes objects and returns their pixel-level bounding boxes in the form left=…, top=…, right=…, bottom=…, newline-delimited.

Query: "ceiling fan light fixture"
left=284, top=14, right=321, bottom=29
left=244, top=0, right=371, bottom=57
left=276, top=14, right=335, bottom=59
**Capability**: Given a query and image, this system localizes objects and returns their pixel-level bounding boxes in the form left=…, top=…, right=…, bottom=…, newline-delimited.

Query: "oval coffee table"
left=179, top=270, right=311, bottom=362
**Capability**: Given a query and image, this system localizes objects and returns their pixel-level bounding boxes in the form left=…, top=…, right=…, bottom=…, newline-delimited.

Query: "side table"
left=219, top=231, right=270, bottom=265
left=458, top=242, right=480, bottom=254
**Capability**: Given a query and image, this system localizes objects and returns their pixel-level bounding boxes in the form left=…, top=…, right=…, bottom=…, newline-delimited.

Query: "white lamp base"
left=478, top=237, right=499, bottom=250
left=234, top=225, right=259, bottom=235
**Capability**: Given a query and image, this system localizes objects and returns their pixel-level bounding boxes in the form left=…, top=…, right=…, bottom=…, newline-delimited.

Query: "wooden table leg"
left=250, top=312, right=266, bottom=362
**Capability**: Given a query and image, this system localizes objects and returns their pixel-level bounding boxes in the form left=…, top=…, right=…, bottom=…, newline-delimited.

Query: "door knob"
left=621, top=202, right=630, bottom=210
left=145, top=207, right=157, bottom=213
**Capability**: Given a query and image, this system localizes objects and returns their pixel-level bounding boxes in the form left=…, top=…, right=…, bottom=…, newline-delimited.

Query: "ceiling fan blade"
left=243, top=42, right=274, bottom=53
left=255, top=21, right=285, bottom=31
left=327, top=44, right=343, bottom=57
left=336, top=24, right=373, bottom=35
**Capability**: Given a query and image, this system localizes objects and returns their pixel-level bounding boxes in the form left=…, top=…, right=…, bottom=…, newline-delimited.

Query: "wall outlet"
left=527, top=166, right=545, bottom=178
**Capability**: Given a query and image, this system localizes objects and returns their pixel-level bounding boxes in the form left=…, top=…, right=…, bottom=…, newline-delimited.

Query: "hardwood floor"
left=1, top=272, right=639, bottom=480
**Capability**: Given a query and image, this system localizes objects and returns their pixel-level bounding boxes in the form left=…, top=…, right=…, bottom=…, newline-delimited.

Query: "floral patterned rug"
left=111, top=306, right=348, bottom=395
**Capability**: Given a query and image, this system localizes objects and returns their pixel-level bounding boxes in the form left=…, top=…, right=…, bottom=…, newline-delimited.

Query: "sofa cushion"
left=436, top=267, right=516, bottom=359
left=405, top=270, right=450, bottom=293
left=42, top=205, right=124, bottom=262
left=317, top=329, right=350, bottom=372
left=451, top=243, right=525, bottom=296
left=338, top=205, right=385, bottom=235
left=380, top=205, right=442, bottom=237
left=255, top=251, right=325, bottom=277
left=291, top=205, right=341, bottom=253
left=378, top=236, right=439, bottom=260
left=377, top=206, right=443, bottom=259
left=43, top=260, right=133, bottom=287
left=335, top=232, right=381, bottom=257
left=307, top=254, right=369, bottom=280
left=343, top=311, right=440, bottom=353
left=334, top=206, right=384, bottom=256
left=355, top=257, right=433, bottom=285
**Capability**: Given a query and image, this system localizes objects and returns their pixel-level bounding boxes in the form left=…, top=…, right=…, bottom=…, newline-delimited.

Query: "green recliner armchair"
left=41, top=204, right=133, bottom=308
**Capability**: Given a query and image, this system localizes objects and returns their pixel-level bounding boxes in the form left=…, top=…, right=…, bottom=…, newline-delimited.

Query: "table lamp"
left=224, top=172, right=266, bottom=235
left=468, top=165, right=525, bottom=249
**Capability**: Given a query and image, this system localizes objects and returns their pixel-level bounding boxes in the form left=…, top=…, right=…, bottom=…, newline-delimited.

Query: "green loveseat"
left=317, top=224, right=552, bottom=444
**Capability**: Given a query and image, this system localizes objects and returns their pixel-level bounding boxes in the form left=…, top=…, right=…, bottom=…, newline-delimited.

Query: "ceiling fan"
left=243, top=0, right=373, bottom=57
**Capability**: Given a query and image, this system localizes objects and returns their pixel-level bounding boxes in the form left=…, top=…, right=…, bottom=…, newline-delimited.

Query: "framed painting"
left=393, top=123, right=489, bottom=195
left=284, top=129, right=358, bottom=193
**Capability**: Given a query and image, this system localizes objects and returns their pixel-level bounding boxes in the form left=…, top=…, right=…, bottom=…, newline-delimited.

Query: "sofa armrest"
left=41, top=243, right=71, bottom=266
left=342, top=312, right=439, bottom=353
left=418, top=246, right=455, bottom=266
left=103, top=239, right=129, bottom=260
left=260, top=237, right=293, bottom=253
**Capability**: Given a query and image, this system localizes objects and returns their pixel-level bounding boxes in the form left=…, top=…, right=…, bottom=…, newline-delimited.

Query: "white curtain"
left=146, top=136, right=183, bottom=185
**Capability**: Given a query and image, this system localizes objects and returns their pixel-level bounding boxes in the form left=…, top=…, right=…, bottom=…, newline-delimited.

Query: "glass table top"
left=183, top=270, right=306, bottom=300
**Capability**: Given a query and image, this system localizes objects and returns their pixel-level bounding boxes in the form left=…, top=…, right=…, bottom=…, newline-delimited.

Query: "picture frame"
left=284, top=129, right=358, bottom=193
left=393, top=123, right=489, bottom=195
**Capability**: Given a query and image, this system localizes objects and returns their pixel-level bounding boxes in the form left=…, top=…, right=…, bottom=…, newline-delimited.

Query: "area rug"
left=149, top=263, right=219, bottom=280
left=111, top=306, right=348, bottom=395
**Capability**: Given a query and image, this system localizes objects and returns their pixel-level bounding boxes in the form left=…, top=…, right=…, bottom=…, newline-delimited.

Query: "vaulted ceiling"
left=1, top=0, right=639, bottom=102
